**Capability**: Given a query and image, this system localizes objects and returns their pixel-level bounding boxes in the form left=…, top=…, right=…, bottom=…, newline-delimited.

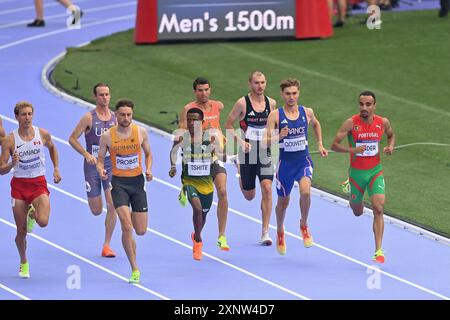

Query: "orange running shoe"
left=192, top=233, right=203, bottom=261
left=301, top=225, right=313, bottom=248
left=101, top=245, right=116, bottom=258
left=276, top=231, right=286, bottom=255
left=372, top=248, right=385, bottom=264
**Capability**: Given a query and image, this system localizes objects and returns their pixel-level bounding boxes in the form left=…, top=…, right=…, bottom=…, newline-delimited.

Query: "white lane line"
left=394, top=142, right=450, bottom=150
left=0, top=0, right=92, bottom=15
left=222, top=44, right=450, bottom=118
left=155, top=176, right=450, bottom=300
left=0, top=1, right=136, bottom=30
left=0, top=14, right=135, bottom=51
left=149, top=228, right=310, bottom=300
left=47, top=183, right=310, bottom=300
left=1, top=114, right=448, bottom=300
left=0, top=283, right=30, bottom=300
left=0, top=218, right=170, bottom=300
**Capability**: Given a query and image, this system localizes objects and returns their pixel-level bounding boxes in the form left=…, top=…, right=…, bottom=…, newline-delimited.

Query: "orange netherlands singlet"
left=187, top=100, right=221, bottom=130
left=110, top=124, right=143, bottom=177
left=348, top=114, right=384, bottom=170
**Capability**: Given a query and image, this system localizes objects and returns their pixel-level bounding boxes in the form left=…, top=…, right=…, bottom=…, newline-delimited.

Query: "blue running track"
left=0, top=0, right=448, bottom=300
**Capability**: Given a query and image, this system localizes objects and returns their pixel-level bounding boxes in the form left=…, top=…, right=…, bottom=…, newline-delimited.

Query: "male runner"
left=225, top=71, right=276, bottom=245
left=69, top=82, right=117, bottom=258
left=265, top=79, right=328, bottom=255
left=97, top=99, right=153, bottom=283
left=0, top=101, right=61, bottom=278
left=331, top=91, right=395, bottom=263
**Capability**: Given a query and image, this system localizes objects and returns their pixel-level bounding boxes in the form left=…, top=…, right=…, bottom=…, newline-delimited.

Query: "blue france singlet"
left=278, top=106, right=309, bottom=161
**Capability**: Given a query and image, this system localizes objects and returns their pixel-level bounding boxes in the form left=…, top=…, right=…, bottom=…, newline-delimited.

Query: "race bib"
left=356, top=141, right=379, bottom=157
left=92, top=145, right=99, bottom=158
left=283, top=136, right=307, bottom=152
left=245, top=126, right=264, bottom=141
left=91, top=145, right=109, bottom=158
left=116, top=153, right=139, bottom=170
left=18, top=158, right=41, bottom=171
left=187, top=161, right=211, bottom=176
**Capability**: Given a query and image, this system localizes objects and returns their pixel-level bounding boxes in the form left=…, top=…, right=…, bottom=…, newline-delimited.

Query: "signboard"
left=157, top=0, right=296, bottom=40
left=135, top=0, right=332, bottom=44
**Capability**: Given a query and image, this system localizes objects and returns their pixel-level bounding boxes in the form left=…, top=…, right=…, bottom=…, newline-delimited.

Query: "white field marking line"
left=0, top=283, right=30, bottom=300
left=44, top=182, right=310, bottom=300
left=222, top=44, right=450, bottom=118
left=394, top=142, right=450, bottom=149
left=0, top=218, right=170, bottom=300
left=1, top=114, right=449, bottom=299
left=310, top=142, right=450, bottom=155
left=0, top=14, right=135, bottom=51
left=0, top=0, right=92, bottom=15
left=154, top=177, right=449, bottom=300
left=0, top=1, right=136, bottom=30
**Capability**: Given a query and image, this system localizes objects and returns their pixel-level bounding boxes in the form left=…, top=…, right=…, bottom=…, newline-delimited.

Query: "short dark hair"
left=93, top=82, right=110, bottom=96
left=280, top=78, right=300, bottom=92
left=115, top=99, right=134, bottom=110
left=193, top=77, right=210, bottom=90
left=187, top=107, right=204, bottom=120
left=359, top=91, right=376, bottom=103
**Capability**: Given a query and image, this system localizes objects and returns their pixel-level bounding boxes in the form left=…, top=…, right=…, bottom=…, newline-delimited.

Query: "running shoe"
left=217, top=235, right=230, bottom=251
left=101, top=245, right=116, bottom=258
left=301, top=225, right=313, bottom=248
left=178, top=188, right=187, bottom=207
left=372, top=248, right=385, bottom=264
left=276, top=231, right=286, bottom=255
left=341, top=178, right=350, bottom=194
left=27, top=19, right=45, bottom=27
left=192, top=233, right=203, bottom=261
left=70, top=9, right=84, bottom=26
left=259, top=231, right=273, bottom=246
left=19, top=262, right=30, bottom=279
left=27, top=205, right=36, bottom=233
left=129, top=270, right=140, bottom=284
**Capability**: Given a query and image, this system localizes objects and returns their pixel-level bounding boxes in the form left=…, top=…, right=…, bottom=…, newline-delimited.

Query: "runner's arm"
left=262, top=110, right=279, bottom=149
left=96, top=131, right=109, bottom=179
left=0, top=134, right=15, bottom=175
left=179, top=105, right=189, bottom=130
left=331, top=118, right=361, bottom=153
left=68, top=113, right=91, bottom=158
left=141, top=127, right=153, bottom=181
left=268, top=97, right=277, bottom=112
left=41, top=128, right=61, bottom=183
left=307, top=107, right=328, bottom=157
left=225, top=98, right=246, bottom=146
left=383, top=117, right=395, bottom=155
left=0, top=117, right=5, bottom=146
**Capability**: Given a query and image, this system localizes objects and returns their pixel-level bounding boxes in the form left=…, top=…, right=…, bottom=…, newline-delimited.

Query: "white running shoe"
left=259, top=231, right=273, bottom=246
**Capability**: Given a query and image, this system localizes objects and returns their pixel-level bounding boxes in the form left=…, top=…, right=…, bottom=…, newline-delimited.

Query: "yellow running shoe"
left=19, top=262, right=30, bottom=279
left=372, top=248, right=385, bottom=264
left=217, top=235, right=230, bottom=251
left=276, top=231, right=286, bottom=255
left=129, top=270, right=140, bottom=284
left=178, top=188, right=187, bottom=207
left=27, top=205, right=36, bottom=233
left=300, top=225, right=313, bottom=248
left=341, top=178, right=350, bottom=194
